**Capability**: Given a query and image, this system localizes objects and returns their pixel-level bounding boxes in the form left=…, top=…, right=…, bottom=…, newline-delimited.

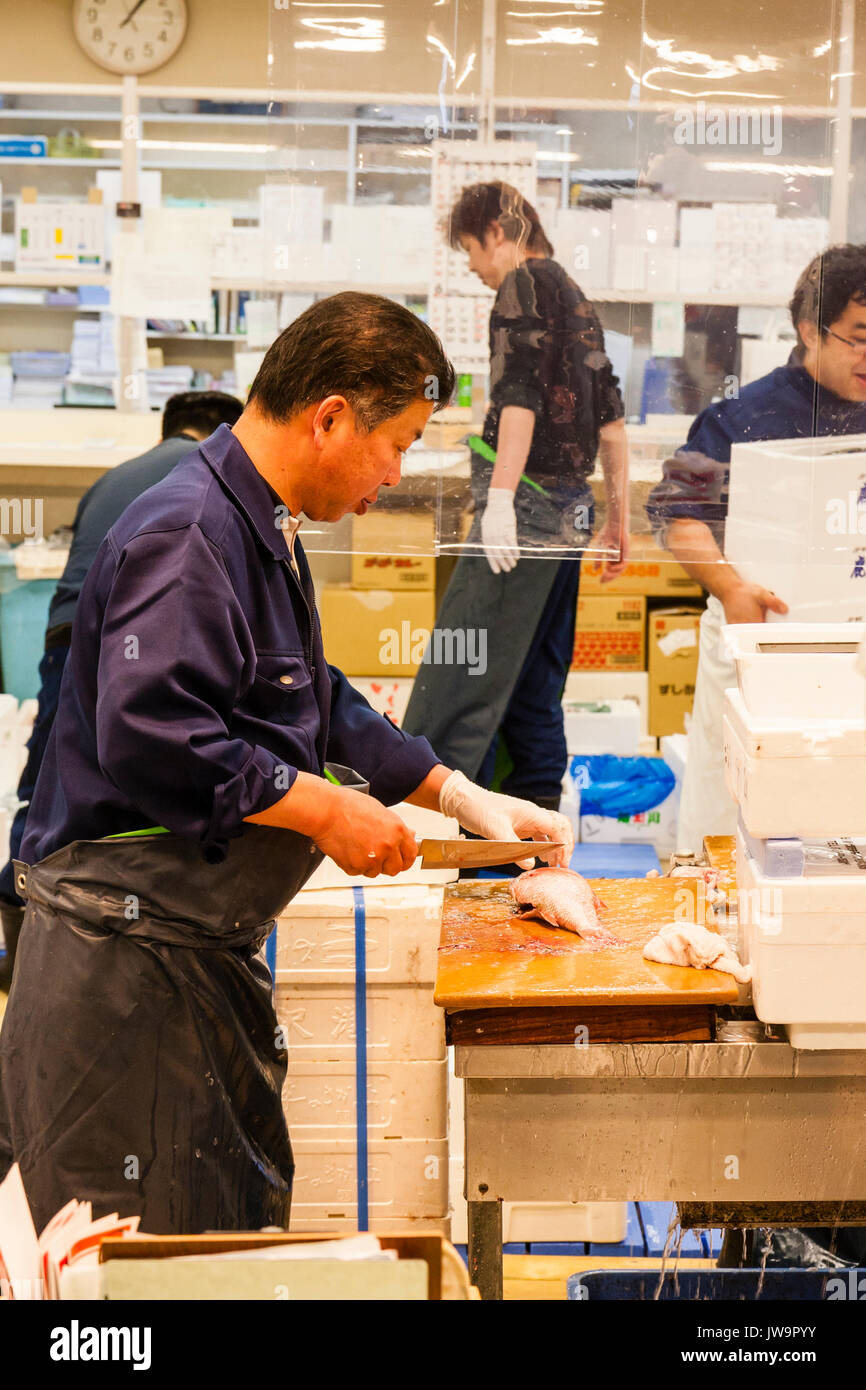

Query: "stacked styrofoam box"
left=724, top=622, right=866, bottom=1047
left=725, top=434, right=866, bottom=623
left=563, top=698, right=641, bottom=756
left=677, top=207, right=715, bottom=294
left=552, top=208, right=612, bottom=289
left=447, top=1052, right=627, bottom=1245
left=275, top=882, right=448, bottom=1231
left=712, top=202, right=778, bottom=292
left=767, top=217, right=829, bottom=297
left=563, top=670, right=649, bottom=736
left=610, top=197, right=677, bottom=292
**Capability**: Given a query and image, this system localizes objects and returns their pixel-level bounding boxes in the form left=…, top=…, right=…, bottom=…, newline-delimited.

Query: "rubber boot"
left=0, top=900, right=25, bottom=992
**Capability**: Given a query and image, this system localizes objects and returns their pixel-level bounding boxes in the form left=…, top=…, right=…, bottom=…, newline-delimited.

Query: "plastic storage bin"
left=568, top=1268, right=864, bottom=1300
left=0, top=567, right=57, bottom=702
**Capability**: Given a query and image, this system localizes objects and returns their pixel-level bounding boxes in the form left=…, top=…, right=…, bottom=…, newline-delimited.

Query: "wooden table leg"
left=468, top=1198, right=503, bottom=1300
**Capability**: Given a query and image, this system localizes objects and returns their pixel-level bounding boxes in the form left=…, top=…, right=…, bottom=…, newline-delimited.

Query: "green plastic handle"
left=465, top=434, right=551, bottom=498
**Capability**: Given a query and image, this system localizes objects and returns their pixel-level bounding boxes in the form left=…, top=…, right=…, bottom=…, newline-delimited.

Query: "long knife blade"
left=417, top=838, right=563, bottom=869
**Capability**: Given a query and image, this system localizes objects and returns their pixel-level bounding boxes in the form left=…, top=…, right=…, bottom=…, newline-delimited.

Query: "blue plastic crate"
left=570, top=843, right=661, bottom=879
left=568, top=1268, right=866, bottom=1300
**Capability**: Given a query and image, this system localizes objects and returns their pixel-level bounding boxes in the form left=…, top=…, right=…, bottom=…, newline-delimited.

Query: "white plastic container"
left=724, top=687, right=866, bottom=838
left=723, top=622, right=866, bottom=722
left=736, top=830, right=866, bottom=1048
left=275, top=984, right=446, bottom=1063
left=276, top=885, right=443, bottom=987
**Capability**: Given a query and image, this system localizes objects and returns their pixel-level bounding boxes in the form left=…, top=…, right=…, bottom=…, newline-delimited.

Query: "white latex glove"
left=480, top=487, right=519, bottom=574
left=439, top=770, right=574, bottom=870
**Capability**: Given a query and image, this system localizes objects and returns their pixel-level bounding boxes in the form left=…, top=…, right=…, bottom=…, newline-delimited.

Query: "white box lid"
left=738, top=829, right=866, bottom=928
left=724, top=685, right=866, bottom=757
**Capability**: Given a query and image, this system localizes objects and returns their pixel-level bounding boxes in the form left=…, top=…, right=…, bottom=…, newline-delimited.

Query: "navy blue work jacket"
left=21, top=425, right=440, bottom=864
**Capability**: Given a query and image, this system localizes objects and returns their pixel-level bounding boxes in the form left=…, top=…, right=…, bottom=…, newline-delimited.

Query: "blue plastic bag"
left=568, top=754, right=676, bottom=818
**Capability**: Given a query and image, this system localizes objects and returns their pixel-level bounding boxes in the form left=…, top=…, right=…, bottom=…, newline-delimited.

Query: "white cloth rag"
left=643, top=922, right=752, bottom=983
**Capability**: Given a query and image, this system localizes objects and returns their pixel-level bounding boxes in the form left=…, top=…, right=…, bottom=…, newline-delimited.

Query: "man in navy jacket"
left=0, top=293, right=573, bottom=1233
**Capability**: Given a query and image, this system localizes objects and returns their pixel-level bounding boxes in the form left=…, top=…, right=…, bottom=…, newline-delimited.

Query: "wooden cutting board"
left=435, top=877, right=739, bottom=1010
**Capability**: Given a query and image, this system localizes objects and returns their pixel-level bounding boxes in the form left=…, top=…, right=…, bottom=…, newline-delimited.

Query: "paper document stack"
left=0, top=1163, right=139, bottom=1300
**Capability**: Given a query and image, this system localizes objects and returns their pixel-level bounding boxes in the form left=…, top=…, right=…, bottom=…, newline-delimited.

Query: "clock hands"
left=120, top=0, right=147, bottom=27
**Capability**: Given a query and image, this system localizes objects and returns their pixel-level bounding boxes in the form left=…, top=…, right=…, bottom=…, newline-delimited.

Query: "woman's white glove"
left=438, top=770, right=573, bottom=870
left=480, top=488, right=519, bottom=574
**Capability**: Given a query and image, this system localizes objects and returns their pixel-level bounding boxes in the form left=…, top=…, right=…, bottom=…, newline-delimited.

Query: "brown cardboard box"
left=648, top=606, right=702, bottom=736
left=351, top=510, right=436, bottom=590
left=321, top=587, right=436, bottom=676
left=572, top=595, right=646, bottom=672
left=580, top=534, right=704, bottom=597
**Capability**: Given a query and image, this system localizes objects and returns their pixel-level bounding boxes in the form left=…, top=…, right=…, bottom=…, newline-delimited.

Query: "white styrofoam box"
left=612, top=244, right=646, bottom=291
left=724, top=519, right=866, bottom=623
left=634, top=198, right=678, bottom=248
left=331, top=205, right=433, bottom=285
left=737, top=830, right=866, bottom=1047
left=677, top=249, right=715, bottom=295
left=723, top=622, right=866, bottom=722
left=645, top=247, right=679, bottom=294
left=727, top=432, right=866, bottom=553
left=678, top=207, right=715, bottom=246
left=724, top=686, right=866, bottom=839
left=290, top=1137, right=448, bottom=1224
left=563, top=670, right=648, bottom=734
left=347, top=676, right=413, bottom=726
left=660, top=732, right=688, bottom=782
left=552, top=208, right=611, bottom=288
left=284, top=1059, right=446, bottom=1139
left=303, top=803, right=459, bottom=890
left=275, top=984, right=445, bottom=1062
left=563, top=698, right=640, bottom=756
left=276, top=885, right=443, bottom=986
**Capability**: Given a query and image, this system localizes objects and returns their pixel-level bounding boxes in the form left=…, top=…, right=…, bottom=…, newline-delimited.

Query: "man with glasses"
left=647, top=244, right=866, bottom=855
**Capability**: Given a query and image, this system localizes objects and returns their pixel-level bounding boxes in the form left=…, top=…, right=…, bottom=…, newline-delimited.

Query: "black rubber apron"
left=0, top=766, right=365, bottom=1236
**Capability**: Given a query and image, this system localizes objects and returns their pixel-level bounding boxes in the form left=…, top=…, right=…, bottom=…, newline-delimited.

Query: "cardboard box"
left=321, top=587, right=435, bottom=677
left=647, top=606, right=701, bottom=736
left=347, top=675, right=413, bottom=725
left=351, top=510, right=436, bottom=590
left=581, top=534, right=704, bottom=598
left=572, top=595, right=646, bottom=672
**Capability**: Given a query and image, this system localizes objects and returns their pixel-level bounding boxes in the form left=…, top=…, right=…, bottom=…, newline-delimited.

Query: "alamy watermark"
left=379, top=623, right=487, bottom=676
left=673, top=100, right=782, bottom=157
left=0, top=497, right=43, bottom=540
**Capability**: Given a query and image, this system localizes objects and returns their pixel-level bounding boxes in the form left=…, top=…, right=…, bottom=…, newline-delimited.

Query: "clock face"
left=73, top=0, right=188, bottom=75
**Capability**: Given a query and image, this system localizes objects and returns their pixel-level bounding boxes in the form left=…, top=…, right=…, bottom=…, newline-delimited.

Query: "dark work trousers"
left=403, top=555, right=581, bottom=800
left=477, top=556, right=581, bottom=798
left=0, top=639, right=70, bottom=906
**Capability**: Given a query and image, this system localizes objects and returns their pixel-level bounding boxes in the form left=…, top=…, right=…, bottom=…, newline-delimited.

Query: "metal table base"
left=456, top=1042, right=866, bottom=1300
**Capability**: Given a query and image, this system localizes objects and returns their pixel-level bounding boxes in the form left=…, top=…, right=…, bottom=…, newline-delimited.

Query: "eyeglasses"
left=822, top=325, right=866, bottom=357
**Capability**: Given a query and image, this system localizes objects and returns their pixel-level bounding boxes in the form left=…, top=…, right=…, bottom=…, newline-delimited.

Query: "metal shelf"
left=0, top=270, right=109, bottom=287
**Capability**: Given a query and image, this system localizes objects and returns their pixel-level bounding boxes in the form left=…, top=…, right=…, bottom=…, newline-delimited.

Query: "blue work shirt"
left=47, top=433, right=201, bottom=632
left=646, top=358, right=866, bottom=546
left=21, top=424, right=440, bottom=864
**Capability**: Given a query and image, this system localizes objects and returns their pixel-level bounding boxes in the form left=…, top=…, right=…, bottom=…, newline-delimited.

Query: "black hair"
left=162, top=390, right=243, bottom=441
left=447, top=181, right=554, bottom=257
left=790, top=244, right=866, bottom=352
left=247, top=292, right=455, bottom=430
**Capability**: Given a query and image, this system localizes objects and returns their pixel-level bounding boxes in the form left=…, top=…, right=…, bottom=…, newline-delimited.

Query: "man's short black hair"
left=247, top=291, right=455, bottom=431
left=790, top=244, right=866, bottom=352
left=162, top=390, right=243, bottom=441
